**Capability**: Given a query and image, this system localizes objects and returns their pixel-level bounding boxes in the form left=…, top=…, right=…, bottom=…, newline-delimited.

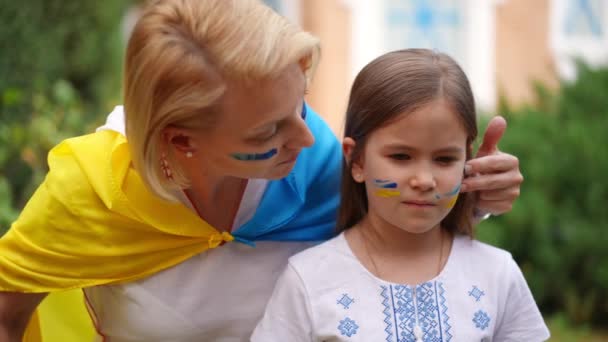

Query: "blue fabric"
left=233, top=104, right=342, bottom=243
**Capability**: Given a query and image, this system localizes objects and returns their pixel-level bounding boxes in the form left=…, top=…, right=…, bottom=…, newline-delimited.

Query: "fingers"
left=461, top=168, right=523, bottom=193
left=477, top=187, right=521, bottom=202
left=466, top=121, right=521, bottom=216
left=475, top=184, right=521, bottom=216
left=465, top=153, right=519, bottom=176
left=476, top=116, right=507, bottom=158
left=475, top=198, right=515, bottom=216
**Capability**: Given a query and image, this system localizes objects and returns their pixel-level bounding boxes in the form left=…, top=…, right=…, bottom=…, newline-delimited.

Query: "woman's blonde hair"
left=124, top=0, right=320, bottom=201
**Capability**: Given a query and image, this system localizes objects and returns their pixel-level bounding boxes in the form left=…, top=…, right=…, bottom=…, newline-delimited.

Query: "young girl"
left=251, top=49, right=549, bottom=341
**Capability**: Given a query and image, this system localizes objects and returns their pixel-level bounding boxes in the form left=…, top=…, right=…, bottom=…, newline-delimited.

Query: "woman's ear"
left=343, top=137, right=364, bottom=183
left=162, top=126, right=198, bottom=155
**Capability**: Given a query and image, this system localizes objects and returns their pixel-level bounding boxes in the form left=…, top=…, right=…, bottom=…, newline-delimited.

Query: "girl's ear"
left=464, top=141, right=474, bottom=179
left=343, top=137, right=365, bottom=183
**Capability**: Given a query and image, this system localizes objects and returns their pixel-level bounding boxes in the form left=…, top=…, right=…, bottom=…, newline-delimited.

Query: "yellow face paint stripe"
left=375, top=189, right=401, bottom=198
left=445, top=194, right=459, bottom=209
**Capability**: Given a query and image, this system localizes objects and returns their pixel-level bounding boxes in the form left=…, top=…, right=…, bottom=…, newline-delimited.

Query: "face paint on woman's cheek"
left=231, top=148, right=278, bottom=161
left=373, top=179, right=401, bottom=198
left=434, top=183, right=461, bottom=208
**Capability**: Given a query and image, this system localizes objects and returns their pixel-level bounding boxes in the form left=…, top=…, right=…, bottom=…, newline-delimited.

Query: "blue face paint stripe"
left=373, top=179, right=398, bottom=188
left=444, top=183, right=461, bottom=197
left=231, top=148, right=278, bottom=161
left=435, top=183, right=462, bottom=199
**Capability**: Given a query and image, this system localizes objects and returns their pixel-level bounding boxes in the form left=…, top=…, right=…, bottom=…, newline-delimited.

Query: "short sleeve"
left=494, top=257, right=551, bottom=341
left=250, top=263, right=314, bottom=342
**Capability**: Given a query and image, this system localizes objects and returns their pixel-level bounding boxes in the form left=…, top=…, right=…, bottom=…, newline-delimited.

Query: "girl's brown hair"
left=338, top=49, right=478, bottom=237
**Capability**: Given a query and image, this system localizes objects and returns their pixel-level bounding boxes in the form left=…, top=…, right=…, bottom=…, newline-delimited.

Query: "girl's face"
left=349, top=98, right=469, bottom=235
left=165, top=63, right=314, bottom=181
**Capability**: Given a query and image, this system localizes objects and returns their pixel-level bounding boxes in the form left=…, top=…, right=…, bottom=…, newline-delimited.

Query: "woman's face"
left=169, top=63, right=314, bottom=181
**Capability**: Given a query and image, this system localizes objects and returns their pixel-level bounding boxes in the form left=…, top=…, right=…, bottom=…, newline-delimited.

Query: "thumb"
left=476, top=116, right=507, bottom=158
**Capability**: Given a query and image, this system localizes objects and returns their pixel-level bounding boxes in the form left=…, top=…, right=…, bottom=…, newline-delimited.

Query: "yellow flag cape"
left=0, top=130, right=233, bottom=340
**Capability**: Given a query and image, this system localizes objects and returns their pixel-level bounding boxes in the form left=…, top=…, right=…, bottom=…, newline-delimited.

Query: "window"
left=551, top=0, right=608, bottom=79
left=351, top=0, right=500, bottom=110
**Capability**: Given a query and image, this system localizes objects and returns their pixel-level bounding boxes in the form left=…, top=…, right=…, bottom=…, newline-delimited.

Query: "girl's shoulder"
left=450, top=235, right=519, bottom=281
left=285, top=233, right=351, bottom=276
left=453, top=235, right=512, bottom=260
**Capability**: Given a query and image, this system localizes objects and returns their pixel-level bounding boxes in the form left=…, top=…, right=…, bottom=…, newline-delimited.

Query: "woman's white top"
left=252, top=233, right=551, bottom=342
left=85, top=106, right=316, bottom=341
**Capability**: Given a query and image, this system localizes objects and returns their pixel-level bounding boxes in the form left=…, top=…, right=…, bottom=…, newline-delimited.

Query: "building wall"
left=301, top=0, right=352, bottom=137
left=299, top=0, right=502, bottom=136
left=495, top=0, right=559, bottom=107
left=297, top=0, right=606, bottom=130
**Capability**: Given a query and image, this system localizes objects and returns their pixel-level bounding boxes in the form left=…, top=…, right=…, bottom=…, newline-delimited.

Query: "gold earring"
left=160, top=153, right=173, bottom=179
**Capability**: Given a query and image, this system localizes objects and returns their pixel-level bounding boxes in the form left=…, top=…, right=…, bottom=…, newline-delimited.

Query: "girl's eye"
left=436, top=156, right=458, bottom=164
left=389, top=153, right=410, bottom=161
left=301, top=103, right=307, bottom=120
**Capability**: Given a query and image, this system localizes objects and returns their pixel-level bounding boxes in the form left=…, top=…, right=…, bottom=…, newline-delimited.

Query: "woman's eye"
left=254, top=127, right=278, bottom=142
left=389, top=153, right=410, bottom=161
left=300, top=103, right=307, bottom=120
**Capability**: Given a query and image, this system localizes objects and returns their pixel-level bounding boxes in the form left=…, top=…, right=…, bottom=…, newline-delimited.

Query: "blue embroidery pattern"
left=338, top=317, right=359, bottom=337
left=468, top=286, right=485, bottom=302
left=438, top=282, right=452, bottom=341
left=337, top=293, right=355, bottom=309
left=380, top=286, right=394, bottom=342
left=473, top=310, right=491, bottom=330
left=380, top=282, right=451, bottom=341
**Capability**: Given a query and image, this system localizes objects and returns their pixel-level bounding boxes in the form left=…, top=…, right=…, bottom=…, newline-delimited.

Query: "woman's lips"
left=279, top=154, right=299, bottom=165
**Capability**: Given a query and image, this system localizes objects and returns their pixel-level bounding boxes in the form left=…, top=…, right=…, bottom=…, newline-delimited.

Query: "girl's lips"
left=402, top=200, right=436, bottom=207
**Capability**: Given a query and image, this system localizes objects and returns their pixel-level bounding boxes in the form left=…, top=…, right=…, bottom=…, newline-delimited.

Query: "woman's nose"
left=284, top=116, right=315, bottom=149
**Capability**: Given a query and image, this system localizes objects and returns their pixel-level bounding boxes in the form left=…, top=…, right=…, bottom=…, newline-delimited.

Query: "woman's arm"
left=0, top=292, right=46, bottom=342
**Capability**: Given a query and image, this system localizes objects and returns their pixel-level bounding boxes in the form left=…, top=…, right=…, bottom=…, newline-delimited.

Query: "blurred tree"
left=477, top=61, right=608, bottom=327
left=0, top=0, right=133, bottom=233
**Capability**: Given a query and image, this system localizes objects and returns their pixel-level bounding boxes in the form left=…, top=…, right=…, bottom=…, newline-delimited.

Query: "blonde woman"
left=0, top=0, right=523, bottom=341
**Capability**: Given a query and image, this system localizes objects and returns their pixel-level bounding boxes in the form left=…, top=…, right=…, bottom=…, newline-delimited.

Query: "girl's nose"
left=408, top=168, right=437, bottom=191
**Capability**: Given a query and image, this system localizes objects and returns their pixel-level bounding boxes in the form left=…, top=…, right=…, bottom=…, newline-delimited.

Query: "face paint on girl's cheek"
left=231, top=148, right=278, bottom=161
left=373, top=179, right=401, bottom=198
left=435, top=183, right=461, bottom=208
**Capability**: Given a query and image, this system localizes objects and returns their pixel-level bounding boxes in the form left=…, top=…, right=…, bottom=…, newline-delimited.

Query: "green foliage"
left=546, top=313, right=608, bottom=342
left=0, top=1, right=133, bottom=233
left=477, top=62, right=608, bottom=327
